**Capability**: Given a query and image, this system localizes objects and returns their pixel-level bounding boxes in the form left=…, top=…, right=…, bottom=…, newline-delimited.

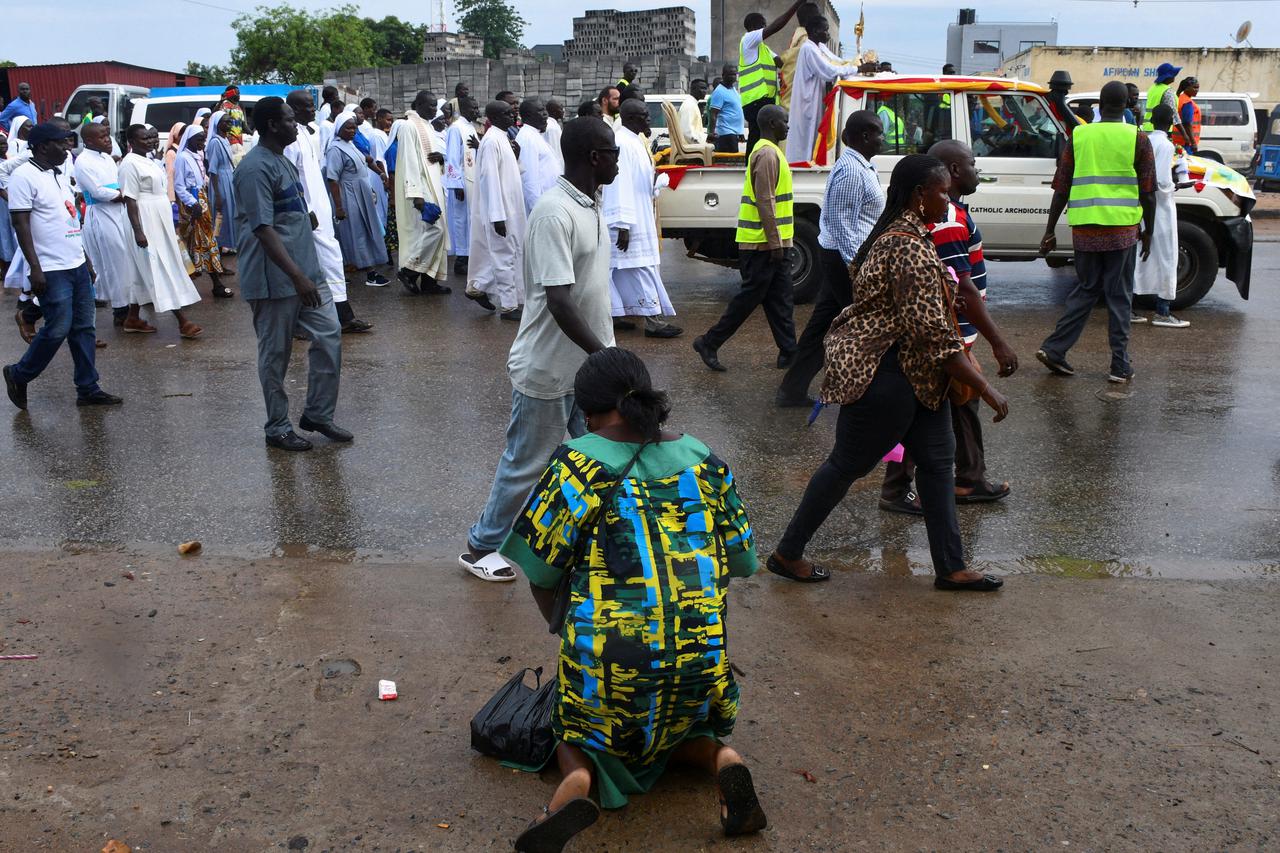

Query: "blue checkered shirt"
left=818, top=147, right=885, bottom=264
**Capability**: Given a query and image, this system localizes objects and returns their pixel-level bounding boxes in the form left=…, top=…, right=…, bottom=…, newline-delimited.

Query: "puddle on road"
left=315, top=658, right=362, bottom=702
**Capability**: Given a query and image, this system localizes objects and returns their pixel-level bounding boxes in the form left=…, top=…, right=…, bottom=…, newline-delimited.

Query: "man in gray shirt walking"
left=233, top=97, right=349, bottom=451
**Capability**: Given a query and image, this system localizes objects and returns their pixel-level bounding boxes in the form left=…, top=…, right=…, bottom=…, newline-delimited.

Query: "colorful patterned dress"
left=500, top=433, right=758, bottom=809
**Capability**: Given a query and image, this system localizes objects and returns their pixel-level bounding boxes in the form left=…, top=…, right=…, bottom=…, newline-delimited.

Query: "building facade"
left=710, top=0, right=840, bottom=64
left=422, top=32, right=486, bottom=62
left=1001, top=45, right=1280, bottom=110
left=563, top=7, right=696, bottom=59
left=945, top=9, right=1057, bottom=74
left=0, top=61, right=201, bottom=118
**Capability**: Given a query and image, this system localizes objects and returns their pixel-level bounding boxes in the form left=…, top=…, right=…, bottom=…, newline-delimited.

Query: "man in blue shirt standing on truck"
left=0, top=82, right=37, bottom=132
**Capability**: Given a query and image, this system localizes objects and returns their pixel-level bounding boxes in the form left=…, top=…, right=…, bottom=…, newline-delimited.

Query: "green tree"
left=229, top=4, right=376, bottom=84
left=454, top=0, right=528, bottom=59
left=0, top=60, right=16, bottom=68
left=185, top=61, right=232, bottom=86
left=365, top=15, right=428, bottom=66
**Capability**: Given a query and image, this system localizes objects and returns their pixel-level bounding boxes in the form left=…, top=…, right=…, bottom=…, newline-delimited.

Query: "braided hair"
left=573, top=348, right=670, bottom=444
left=852, top=153, right=949, bottom=268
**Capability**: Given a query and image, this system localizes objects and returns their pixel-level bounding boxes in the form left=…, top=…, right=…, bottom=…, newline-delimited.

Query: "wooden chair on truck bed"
left=660, top=101, right=715, bottom=166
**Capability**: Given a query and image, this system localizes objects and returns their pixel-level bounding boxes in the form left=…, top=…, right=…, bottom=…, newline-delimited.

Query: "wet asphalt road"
left=1, top=234, right=1277, bottom=578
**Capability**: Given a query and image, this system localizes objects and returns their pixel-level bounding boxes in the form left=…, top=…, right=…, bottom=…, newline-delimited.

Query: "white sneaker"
left=1130, top=313, right=1149, bottom=324
left=1152, top=314, right=1190, bottom=328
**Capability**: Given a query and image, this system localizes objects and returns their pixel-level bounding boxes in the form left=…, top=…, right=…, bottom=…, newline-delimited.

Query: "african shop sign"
left=1103, top=66, right=1163, bottom=78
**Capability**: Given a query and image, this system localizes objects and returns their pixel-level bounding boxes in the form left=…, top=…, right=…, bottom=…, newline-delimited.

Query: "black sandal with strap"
left=766, top=555, right=831, bottom=584
left=514, top=798, right=599, bottom=853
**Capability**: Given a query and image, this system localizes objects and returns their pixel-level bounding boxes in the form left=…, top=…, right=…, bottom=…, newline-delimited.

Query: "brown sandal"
left=122, top=319, right=157, bottom=334
left=179, top=322, right=203, bottom=339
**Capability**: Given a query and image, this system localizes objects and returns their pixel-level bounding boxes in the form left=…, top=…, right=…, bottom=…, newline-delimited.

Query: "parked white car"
left=658, top=76, right=1254, bottom=310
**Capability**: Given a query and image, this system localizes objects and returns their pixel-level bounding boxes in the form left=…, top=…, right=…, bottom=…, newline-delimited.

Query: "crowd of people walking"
left=0, top=10, right=1203, bottom=846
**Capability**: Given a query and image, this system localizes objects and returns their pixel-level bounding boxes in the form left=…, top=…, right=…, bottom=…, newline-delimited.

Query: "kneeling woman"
left=768, top=154, right=1010, bottom=589
left=500, top=348, right=767, bottom=852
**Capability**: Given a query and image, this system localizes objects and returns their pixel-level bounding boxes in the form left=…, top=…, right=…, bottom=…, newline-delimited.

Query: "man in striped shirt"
left=881, top=140, right=1019, bottom=514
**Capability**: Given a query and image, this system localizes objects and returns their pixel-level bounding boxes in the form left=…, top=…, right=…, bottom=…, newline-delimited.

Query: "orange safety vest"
left=1171, top=93, right=1201, bottom=148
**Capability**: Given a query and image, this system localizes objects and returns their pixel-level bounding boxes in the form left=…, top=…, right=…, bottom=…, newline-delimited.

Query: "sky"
left=3, top=0, right=1275, bottom=79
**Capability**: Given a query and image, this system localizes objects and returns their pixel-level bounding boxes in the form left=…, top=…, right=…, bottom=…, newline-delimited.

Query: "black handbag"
left=470, top=666, right=557, bottom=767
left=546, top=442, right=650, bottom=635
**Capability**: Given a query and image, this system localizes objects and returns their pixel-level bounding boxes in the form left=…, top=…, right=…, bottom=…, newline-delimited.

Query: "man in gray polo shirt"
left=233, top=97, right=348, bottom=452
left=460, top=117, right=620, bottom=581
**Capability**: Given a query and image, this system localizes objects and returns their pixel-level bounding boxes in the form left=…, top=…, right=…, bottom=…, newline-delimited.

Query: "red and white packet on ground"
left=378, top=680, right=398, bottom=700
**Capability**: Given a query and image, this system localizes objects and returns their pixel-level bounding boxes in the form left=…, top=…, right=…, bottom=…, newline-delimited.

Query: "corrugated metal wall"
left=1, top=62, right=202, bottom=118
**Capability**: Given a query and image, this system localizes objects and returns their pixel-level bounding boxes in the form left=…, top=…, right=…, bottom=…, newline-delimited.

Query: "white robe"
left=544, top=116, right=565, bottom=171
left=364, top=125, right=390, bottom=231
left=443, top=116, right=478, bottom=258
left=467, top=126, right=526, bottom=311
left=604, top=126, right=675, bottom=318
left=394, top=111, right=449, bottom=280
left=515, top=124, right=559, bottom=214
left=285, top=124, right=348, bottom=302
left=1134, top=129, right=1178, bottom=300
left=786, top=41, right=857, bottom=163
left=74, top=149, right=133, bottom=309
left=117, top=153, right=200, bottom=313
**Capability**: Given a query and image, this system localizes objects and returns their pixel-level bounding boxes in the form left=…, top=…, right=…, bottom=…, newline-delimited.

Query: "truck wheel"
left=1172, top=221, right=1218, bottom=310
left=791, top=218, right=821, bottom=304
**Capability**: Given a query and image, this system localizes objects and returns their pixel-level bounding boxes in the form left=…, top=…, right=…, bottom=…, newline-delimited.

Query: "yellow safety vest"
left=736, top=139, right=794, bottom=243
left=1066, top=122, right=1142, bottom=227
left=877, top=105, right=904, bottom=146
left=739, top=38, right=779, bottom=106
left=1142, top=82, right=1170, bottom=131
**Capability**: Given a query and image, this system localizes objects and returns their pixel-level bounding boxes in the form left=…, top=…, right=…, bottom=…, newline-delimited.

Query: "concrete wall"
left=329, top=55, right=720, bottom=111
left=945, top=21, right=1057, bottom=74
left=1001, top=46, right=1280, bottom=110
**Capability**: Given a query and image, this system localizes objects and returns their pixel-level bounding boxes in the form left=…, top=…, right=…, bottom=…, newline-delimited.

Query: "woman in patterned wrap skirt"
left=499, top=348, right=767, bottom=852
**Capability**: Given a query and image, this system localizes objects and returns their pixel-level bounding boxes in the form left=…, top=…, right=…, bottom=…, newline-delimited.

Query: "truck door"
left=962, top=92, right=1068, bottom=254
left=862, top=88, right=958, bottom=189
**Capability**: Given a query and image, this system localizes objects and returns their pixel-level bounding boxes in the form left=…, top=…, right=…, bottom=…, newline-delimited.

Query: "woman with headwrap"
left=325, top=111, right=389, bottom=286
left=205, top=110, right=237, bottom=254
left=163, top=122, right=185, bottom=205
left=173, top=124, right=232, bottom=298
left=6, top=115, right=31, bottom=159
left=218, top=86, right=245, bottom=148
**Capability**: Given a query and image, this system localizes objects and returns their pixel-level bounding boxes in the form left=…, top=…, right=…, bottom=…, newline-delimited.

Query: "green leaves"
left=229, top=3, right=375, bottom=84
left=454, top=0, right=528, bottom=59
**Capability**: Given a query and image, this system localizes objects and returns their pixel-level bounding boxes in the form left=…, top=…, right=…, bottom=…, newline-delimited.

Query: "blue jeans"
left=1155, top=297, right=1172, bottom=316
left=468, top=389, right=586, bottom=552
left=10, top=263, right=100, bottom=394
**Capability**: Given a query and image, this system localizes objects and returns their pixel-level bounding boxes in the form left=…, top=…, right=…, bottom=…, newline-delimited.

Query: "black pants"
left=743, top=97, right=774, bottom=157
left=776, top=348, right=965, bottom=577
left=777, top=248, right=853, bottom=401
left=881, top=396, right=987, bottom=498
left=336, top=300, right=355, bottom=325
left=714, top=134, right=741, bottom=153
left=704, top=248, right=797, bottom=357
left=1041, top=246, right=1135, bottom=377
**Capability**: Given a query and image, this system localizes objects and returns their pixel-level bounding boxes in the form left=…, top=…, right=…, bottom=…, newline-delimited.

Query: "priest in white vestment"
left=603, top=100, right=681, bottom=338
left=444, top=97, right=480, bottom=277
left=544, top=100, right=566, bottom=171
left=785, top=16, right=857, bottom=164
left=74, top=122, right=133, bottom=317
left=514, top=98, right=560, bottom=214
left=466, top=100, right=526, bottom=320
left=283, top=90, right=371, bottom=332
left=394, top=91, right=451, bottom=294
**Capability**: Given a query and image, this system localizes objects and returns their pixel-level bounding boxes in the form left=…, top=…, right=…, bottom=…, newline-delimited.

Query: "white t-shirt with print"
left=7, top=160, right=85, bottom=271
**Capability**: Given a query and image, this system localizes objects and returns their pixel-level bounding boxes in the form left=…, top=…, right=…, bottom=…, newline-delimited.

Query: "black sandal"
left=514, top=798, right=599, bottom=853
left=766, top=555, right=831, bottom=583
left=955, top=481, right=1011, bottom=504
left=934, top=573, right=1004, bottom=592
left=718, top=763, right=768, bottom=836
left=211, top=284, right=234, bottom=298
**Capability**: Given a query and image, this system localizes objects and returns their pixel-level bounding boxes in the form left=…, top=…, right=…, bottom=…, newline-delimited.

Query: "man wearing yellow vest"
left=739, top=0, right=806, bottom=156
left=694, top=105, right=797, bottom=371
left=1037, top=81, right=1156, bottom=384
left=1142, top=62, right=1195, bottom=147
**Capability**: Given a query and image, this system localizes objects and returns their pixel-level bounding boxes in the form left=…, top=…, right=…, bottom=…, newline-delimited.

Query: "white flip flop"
left=458, top=551, right=517, bottom=582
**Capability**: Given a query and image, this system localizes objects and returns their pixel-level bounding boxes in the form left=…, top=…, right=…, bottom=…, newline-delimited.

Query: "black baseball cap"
left=26, top=123, right=77, bottom=148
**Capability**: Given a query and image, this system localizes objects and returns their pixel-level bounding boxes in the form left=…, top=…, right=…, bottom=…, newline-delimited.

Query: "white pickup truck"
left=658, top=76, right=1255, bottom=310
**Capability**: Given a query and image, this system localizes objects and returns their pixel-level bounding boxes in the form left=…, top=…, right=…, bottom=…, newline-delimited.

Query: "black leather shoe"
left=265, top=431, right=312, bottom=451
left=4, top=365, right=27, bottom=410
left=775, top=391, right=815, bottom=408
left=934, top=573, right=1004, bottom=592
left=342, top=319, right=374, bottom=334
left=76, top=390, right=123, bottom=407
left=398, top=269, right=421, bottom=294
left=644, top=324, right=683, bottom=339
left=298, top=416, right=353, bottom=443
left=692, top=336, right=726, bottom=372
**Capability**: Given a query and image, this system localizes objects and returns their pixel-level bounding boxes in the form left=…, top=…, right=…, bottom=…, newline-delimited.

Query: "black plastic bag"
left=470, top=666, right=557, bottom=767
